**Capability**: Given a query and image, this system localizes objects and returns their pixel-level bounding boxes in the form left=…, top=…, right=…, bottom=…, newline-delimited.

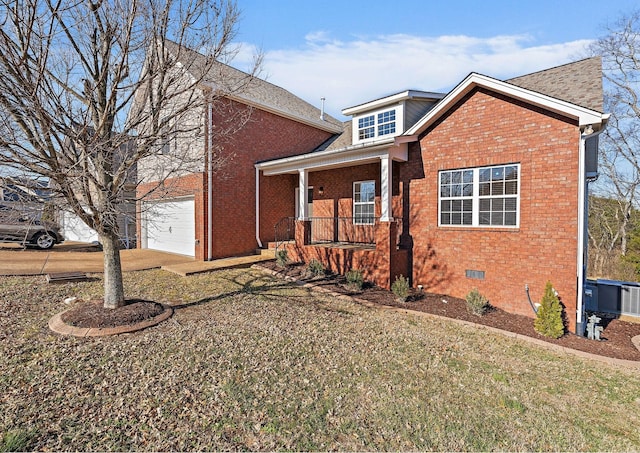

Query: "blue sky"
left=232, top=0, right=638, bottom=118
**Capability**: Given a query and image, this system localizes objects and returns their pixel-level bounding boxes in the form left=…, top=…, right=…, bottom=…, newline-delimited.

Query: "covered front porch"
left=256, top=138, right=411, bottom=289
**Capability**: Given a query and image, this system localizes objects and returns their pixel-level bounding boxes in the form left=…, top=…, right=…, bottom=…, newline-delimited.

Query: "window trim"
left=353, top=180, right=375, bottom=225
left=355, top=108, right=397, bottom=142
left=438, top=164, right=520, bottom=228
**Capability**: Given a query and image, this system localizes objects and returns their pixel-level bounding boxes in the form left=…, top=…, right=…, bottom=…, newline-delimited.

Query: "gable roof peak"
left=164, top=41, right=343, bottom=134
left=506, top=57, right=603, bottom=112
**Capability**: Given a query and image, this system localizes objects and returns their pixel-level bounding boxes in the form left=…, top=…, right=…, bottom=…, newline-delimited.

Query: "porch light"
left=318, top=186, right=324, bottom=195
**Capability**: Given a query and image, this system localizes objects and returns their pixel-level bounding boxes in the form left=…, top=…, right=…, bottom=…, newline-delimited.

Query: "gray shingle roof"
left=166, top=41, right=343, bottom=133
left=507, top=57, right=603, bottom=112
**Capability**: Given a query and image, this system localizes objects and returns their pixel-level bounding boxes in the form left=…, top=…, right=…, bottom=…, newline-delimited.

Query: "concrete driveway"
left=0, top=242, right=195, bottom=276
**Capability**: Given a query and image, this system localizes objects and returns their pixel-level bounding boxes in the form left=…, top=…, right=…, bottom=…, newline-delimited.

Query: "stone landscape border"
left=48, top=304, right=173, bottom=337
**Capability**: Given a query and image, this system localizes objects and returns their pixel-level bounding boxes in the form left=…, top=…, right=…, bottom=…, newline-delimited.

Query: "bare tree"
left=587, top=10, right=640, bottom=279
left=0, top=0, right=258, bottom=308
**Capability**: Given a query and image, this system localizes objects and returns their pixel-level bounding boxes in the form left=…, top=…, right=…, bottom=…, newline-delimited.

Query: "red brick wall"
left=287, top=220, right=405, bottom=289
left=403, top=87, right=581, bottom=330
left=138, top=98, right=335, bottom=259
left=212, top=102, right=335, bottom=258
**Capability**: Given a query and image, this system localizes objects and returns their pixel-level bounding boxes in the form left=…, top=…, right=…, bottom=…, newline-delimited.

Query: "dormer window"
left=377, top=110, right=396, bottom=136
left=356, top=108, right=397, bottom=142
left=358, top=115, right=375, bottom=140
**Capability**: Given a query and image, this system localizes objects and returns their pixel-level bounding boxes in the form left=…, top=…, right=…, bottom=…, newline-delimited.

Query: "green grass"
left=0, top=267, right=639, bottom=451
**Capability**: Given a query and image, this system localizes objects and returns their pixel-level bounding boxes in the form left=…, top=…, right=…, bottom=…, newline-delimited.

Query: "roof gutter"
left=207, top=101, right=213, bottom=260
left=255, top=166, right=262, bottom=248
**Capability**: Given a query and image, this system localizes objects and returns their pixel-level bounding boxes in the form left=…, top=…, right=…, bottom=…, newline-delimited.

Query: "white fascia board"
left=405, top=73, right=607, bottom=137
left=256, top=139, right=407, bottom=176
left=342, top=90, right=445, bottom=116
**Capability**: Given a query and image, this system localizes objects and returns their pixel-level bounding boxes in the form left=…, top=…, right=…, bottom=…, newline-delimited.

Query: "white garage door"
left=61, top=211, right=99, bottom=243
left=143, top=198, right=195, bottom=256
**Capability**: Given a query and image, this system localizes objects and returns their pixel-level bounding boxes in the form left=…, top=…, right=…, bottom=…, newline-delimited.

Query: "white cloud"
left=235, top=33, right=593, bottom=119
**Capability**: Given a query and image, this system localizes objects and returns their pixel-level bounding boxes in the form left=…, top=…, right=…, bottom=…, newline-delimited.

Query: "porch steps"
left=266, top=241, right=294, bottom=250
left=162, top=250, right=274, bottom=277
left=257, top=248, right=276, bottom=258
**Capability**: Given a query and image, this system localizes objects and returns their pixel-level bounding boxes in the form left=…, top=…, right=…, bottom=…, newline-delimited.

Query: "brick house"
left=256, top=58, right=608, bottom=334
left=136, top=44, right=607, bottom=334
left=135, top=43, right=343, bottom=260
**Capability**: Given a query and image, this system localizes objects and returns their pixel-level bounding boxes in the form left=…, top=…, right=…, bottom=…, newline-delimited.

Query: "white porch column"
left=298, top=169, right=309, bottom=220
left=380, top=155, right=392, bottom=222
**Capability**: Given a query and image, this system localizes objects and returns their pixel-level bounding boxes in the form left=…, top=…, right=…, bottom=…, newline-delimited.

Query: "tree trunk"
left=101, top=234, right=125, bottom=309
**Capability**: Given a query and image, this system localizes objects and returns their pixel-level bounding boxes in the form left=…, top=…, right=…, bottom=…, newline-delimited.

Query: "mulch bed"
left=56, top=263, right=640, bottom=361
left=260, top=261, right=640, bottom=362
left=61, top=299, right=165, bottom=329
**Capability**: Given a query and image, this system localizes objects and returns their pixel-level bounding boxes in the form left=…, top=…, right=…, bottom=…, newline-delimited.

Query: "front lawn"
left=1, top=268, right=639, bottom=451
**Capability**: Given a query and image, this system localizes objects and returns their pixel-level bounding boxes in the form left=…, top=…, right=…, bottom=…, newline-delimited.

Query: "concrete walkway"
left=0, top=242, right=274, bottom=276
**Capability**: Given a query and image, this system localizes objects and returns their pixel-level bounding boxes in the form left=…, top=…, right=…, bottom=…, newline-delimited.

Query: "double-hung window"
left=357, top=109, right=397, bottom=141
left=358, top=115, right=375, bottom=140
left=377, top=110, right=396, bottom=136
left=354, top=181, right=375, bottom=225
left=439, top=164, right=519, bottom=227
left=160, top=116, right=177, bottom=155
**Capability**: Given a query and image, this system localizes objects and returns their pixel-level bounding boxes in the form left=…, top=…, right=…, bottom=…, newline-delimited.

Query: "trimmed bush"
left=534, top=281, right=565, bottom=339
left=307, top=259, right=325, bottom=277
left=465, top=288, right=490, bottom=316
left=391, top=275, right=410, bottom=302
left=345, top=269, right=364, bottom=291
left=275, top=249, right=288, bottom=267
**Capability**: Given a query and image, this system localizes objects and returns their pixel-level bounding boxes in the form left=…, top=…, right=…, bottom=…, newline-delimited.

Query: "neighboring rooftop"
left=166, top=41, right=343, bottom=134
left=507, top=57, right=603, bottom=112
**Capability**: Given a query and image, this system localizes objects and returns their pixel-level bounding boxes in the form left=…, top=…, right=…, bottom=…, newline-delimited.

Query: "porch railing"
left=274, top=216, right=404, bottom=250
left=274, top=216, right=296, bottom=252
left=310, top=217, right=377, bottom=245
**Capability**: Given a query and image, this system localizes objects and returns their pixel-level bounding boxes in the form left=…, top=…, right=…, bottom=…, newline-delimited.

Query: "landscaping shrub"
left=534, top=281, right=565, bottom=339
left=465, top=288, right=490, bottom=316
left=275, top=249, right=288, bottom=267
left=306, top=259, right=325, bottom=277
left=391, top=275, right=410, bottom=302
left=345, top=269, right=364, bottom=291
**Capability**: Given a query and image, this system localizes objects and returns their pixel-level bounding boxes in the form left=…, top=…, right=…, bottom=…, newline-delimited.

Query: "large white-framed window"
left=354, top=180, right=375, bottom=225
left=377, top=110, right=396, bottom=136
left=356, top=108, right=397, bottom=141
left=358, top=115, right=375, bottom=140
left=439, top=164, right=520, bottom=227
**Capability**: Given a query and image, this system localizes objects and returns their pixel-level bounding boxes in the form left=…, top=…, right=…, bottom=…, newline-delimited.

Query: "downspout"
left=255, top=166, right=263, bottom=248
left=207, top=102, right=213, bottom=261
left=576, top=124, right=606, bottom=334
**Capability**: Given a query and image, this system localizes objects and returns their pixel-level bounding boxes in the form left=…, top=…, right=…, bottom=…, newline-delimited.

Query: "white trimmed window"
left=439, top=164, right=520, bottom=227
left=356, top=109, right=397, bottom=141
left=377, top=110, right=396, bottom=136
left=358, top=115, right=375, bottom=140
left=160, top=116, right=177, bottom=155
left=354, top=180, right=375, bottom=225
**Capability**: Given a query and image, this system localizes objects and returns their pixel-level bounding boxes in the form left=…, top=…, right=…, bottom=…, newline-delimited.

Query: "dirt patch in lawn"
left=259, top=261, right=640, bottom=362
left=61, top=299, right=165, bottom=328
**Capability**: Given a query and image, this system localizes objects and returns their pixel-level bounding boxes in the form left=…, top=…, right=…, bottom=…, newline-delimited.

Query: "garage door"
left=61, top=211, right=99, bottom=243
left=143, top=198, right=195, bottom=256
